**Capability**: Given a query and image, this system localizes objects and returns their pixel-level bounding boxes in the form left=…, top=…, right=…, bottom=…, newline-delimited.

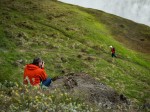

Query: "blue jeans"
left=42, top=78, right=52, bottom=87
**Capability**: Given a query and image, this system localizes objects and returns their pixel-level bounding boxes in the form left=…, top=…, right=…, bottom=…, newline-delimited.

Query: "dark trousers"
left=112, top=53, right=116, bottom=57
left=42, top=78, right=52, bottom=87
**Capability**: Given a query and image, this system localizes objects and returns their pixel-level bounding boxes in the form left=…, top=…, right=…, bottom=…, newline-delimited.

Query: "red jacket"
left=23, top=64, right=48, bottom=86
left=111, top=48, right=115, bottom=53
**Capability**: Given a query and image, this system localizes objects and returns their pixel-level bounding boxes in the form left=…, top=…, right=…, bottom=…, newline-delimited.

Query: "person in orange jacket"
left=23, top=57, right=51, bottom=87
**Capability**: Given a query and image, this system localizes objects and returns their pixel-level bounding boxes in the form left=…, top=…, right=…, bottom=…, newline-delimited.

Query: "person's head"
left=110, top=46, right=113, bottom=48
left=32, top=57, right=43, bottom=67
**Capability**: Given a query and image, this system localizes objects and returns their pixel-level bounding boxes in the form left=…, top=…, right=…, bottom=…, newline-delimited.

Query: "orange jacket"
left=23, top=64, right=48, bottom=86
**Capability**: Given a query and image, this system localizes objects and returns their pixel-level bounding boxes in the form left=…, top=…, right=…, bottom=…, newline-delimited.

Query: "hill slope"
left=81, top=8, right=150, bottom=54
left=0, top=0, right=150, bottom=109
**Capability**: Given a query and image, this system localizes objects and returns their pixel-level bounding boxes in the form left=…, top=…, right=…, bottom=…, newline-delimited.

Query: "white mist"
left=59, top=0, right=150, bottom=26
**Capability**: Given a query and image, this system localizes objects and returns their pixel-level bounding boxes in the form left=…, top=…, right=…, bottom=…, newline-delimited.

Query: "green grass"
left=0, top=81, right=101, bottom=112
left=0, top=0, right=150, bottom=109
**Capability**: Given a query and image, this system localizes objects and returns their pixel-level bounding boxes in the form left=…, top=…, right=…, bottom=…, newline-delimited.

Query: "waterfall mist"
left=59, top=0, right=150, bottom=26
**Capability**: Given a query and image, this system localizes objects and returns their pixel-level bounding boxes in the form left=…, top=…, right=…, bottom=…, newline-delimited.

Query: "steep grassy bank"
left=0, top=0, right=150, bottom=109
left=81, top=8, right=150, bottom=54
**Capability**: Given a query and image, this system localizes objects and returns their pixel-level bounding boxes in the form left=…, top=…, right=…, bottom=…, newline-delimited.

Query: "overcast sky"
left=59, top=0, right=150, bottom=26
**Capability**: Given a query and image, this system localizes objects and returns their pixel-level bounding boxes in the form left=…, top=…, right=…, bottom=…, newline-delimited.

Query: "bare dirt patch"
left=50, top=73, right=130, bottom=110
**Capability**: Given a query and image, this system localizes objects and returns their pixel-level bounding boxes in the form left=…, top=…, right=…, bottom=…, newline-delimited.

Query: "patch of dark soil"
left=50, top=73, right=130, bottom=110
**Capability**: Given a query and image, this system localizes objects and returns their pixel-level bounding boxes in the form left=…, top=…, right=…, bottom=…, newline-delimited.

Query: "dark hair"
left=32, top=57, right=42, bottom=66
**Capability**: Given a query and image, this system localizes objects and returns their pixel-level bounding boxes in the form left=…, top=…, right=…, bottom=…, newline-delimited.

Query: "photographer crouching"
left=23, top=57, right=51, bottom=87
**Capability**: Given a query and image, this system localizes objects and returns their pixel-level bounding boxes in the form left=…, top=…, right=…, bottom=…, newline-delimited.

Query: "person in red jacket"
left=23, top=57, right=51, bottom=87
left=110, top=46, right=116, bottom=57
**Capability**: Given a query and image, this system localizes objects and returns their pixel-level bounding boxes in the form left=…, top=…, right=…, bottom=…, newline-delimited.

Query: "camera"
left=40, top=61, right=44, bottom=68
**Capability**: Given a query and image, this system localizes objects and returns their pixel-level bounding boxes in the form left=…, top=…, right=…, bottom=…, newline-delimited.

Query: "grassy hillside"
left=0, top=0, right=150, bottom=109
left=82, top=8, right=150, bottom=54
